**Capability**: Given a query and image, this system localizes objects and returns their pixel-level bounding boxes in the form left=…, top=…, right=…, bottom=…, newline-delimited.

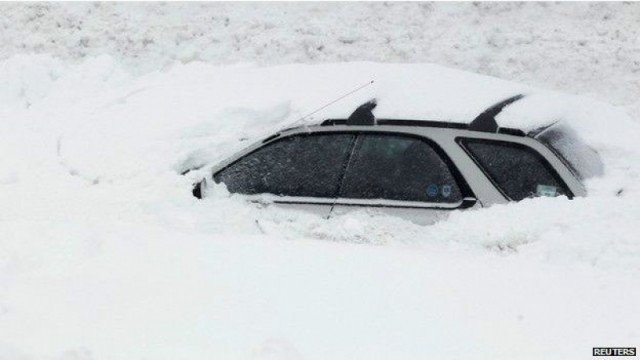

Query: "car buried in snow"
left=191, top=94, right=603, bottom=225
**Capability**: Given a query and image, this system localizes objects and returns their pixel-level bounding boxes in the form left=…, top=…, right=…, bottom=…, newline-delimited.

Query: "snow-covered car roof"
left=157, top=62, right=635, bottom=182
left=350, top=96, right=604, bottom=182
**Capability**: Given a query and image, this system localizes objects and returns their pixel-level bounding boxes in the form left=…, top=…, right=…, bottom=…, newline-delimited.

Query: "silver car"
left=193, top=95, right=603, bottom=225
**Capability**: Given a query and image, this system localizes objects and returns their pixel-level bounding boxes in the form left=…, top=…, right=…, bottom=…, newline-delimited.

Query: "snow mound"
left=1, top=56, right=639, bottom=359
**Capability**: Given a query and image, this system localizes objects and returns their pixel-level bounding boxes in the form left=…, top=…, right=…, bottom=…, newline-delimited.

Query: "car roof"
left=280, top=94, right=530, bottom=138
left=277, top=94, right=602, bottom=183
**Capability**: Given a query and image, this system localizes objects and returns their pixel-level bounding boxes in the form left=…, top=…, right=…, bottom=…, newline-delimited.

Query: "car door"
left=213, top=132, right=356, bottom=217
left=330, top=133, right=479, bottom=225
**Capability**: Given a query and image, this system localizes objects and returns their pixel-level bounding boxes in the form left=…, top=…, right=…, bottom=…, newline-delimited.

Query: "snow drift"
left=1, top=55, right=639, bottom=359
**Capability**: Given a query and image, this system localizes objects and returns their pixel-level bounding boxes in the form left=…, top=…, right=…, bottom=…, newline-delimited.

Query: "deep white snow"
left=1, top=3, right=639, bottom=360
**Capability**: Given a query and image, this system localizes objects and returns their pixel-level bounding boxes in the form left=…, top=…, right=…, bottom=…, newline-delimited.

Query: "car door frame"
left=322, top=128, right=480, bottom=224
left=208, top=125, right=481, bottom=217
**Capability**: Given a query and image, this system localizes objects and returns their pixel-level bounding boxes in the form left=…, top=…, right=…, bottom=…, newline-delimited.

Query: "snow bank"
left=1, top=55, right=639, bottom=359
left=2, top=2, right=639, bottom=119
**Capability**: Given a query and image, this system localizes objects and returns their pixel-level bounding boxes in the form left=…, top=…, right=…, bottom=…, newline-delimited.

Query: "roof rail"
left=317, top=95, right=527, bottom=137
left=469, top=94, right=525, bottom=133
left=320, top=118, right=525, bottom=136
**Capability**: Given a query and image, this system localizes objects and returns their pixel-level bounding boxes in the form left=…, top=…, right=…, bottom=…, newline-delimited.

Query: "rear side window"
left=340, top=134, right=463, bottom=203
left=214, top=134, right=355, bottom=198
left=458, top=139, right=571, bottom=201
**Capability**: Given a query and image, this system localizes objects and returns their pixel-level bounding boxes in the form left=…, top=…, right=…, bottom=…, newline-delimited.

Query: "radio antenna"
left=289, top=80, right=375, bottom=127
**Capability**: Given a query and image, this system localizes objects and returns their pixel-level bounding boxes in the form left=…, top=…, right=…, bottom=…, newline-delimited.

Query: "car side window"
left=339, top=134, right=463, bottom=203
left=458, top=138, right=571, bottom=201
left=214, top=134, right=355, bottom=198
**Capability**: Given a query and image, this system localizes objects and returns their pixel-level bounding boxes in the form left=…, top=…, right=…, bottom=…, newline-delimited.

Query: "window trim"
left=456, top=137, right=574, bottom=201
left=241, top=194, right=475, bottom=210
left=213, top=130, right=477, bottom=208
left=331, top=197, right=476, bottom=210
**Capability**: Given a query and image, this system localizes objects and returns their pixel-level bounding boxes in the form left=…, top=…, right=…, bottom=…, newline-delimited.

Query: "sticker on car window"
left=441, top=185, right=452, bottom=198
left=536, top=184, right=557, bottom=197
left=427, top=184, right=438, bottom=197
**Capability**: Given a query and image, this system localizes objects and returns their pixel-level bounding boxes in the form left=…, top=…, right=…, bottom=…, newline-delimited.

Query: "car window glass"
left=340, top=134, right=462, bottom=203
left=460, top=139, right=569, bottom=201
left=534, top=124, right=604, bottom=180
left=214, top=134, right=355, bottom=198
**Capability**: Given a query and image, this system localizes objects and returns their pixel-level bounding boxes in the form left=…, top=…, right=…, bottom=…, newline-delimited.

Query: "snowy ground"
left=1, top=3, right=639, bottom=360
left=2, top=2, right=639, bottom=117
